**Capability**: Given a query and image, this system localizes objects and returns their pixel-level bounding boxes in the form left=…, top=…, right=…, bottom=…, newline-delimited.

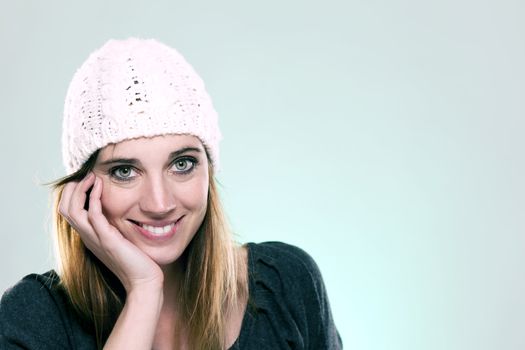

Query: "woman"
left=0, top=38, right=342, bottom=349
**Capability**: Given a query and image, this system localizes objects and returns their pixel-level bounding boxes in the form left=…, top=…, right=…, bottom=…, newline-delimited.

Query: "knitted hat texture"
left=62, top=38, right=221, bottom=174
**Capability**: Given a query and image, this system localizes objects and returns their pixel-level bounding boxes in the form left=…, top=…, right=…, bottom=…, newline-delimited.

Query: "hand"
left=59, top=173, right=164, bottom=293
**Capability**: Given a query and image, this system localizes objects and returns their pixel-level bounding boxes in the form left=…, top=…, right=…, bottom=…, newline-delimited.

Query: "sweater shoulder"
left=0, top=271, right=70, bottom=349
left=241, top=242, right=342, bottom=349
left=247, top=241, right=323, bottom=283
left=1, top=270, right=63, bottom=314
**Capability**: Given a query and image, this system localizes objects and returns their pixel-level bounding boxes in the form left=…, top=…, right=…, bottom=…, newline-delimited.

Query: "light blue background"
left=1, top=1, right=524, bottom=349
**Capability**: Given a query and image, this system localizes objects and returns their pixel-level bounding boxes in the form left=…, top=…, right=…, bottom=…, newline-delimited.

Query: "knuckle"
left=58, top=201, right=68, bottom=216
left=87, top=210, right=97, bottom=224
left=68, top=208, right=79, bottom=221
left=60, top=210, right=73, bottom=224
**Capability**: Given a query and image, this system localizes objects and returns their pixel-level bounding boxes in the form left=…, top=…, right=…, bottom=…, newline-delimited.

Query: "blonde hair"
left=52, top=152, right=247, bottom=349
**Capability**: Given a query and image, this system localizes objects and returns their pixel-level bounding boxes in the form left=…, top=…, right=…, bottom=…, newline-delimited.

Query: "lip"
left=129, top=216, right=184, bottom=241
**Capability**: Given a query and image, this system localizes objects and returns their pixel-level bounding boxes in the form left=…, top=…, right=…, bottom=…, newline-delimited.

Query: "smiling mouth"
left=129, top=218, right=182, bottom=236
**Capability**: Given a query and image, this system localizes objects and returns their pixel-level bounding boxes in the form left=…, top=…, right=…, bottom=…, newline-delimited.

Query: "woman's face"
left=92, top=134, right=209, bottom=266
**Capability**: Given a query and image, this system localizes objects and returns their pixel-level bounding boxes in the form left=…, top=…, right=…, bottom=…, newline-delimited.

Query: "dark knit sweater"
left=1, top=242, right=342, bottom=349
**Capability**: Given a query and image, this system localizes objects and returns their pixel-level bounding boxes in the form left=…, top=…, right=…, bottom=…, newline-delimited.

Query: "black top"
left=1, top=242, right=342, bottom=349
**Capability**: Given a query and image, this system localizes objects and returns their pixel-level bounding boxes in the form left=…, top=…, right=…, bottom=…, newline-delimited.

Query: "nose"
left=139, top=175, right=176, bottom=216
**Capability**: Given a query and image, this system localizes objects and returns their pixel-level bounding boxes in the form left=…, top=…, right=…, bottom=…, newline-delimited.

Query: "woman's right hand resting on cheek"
left=59, top=172, right=164, bottom=293
left=59, top=172, right=164, bottom=349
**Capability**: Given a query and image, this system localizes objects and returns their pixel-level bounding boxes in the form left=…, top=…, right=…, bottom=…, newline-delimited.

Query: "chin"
left=140, top=244, right=188, bottom=267
left=146, top=251, right=183, bottom=267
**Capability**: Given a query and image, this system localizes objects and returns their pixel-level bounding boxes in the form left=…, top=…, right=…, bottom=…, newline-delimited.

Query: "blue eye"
left=110, top=166, right=137, bottom=181
left=172, top=158, right=197, bottom=173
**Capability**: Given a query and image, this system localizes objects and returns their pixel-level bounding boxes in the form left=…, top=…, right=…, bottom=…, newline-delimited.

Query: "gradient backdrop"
left=1, top=1, right=524, bottom=349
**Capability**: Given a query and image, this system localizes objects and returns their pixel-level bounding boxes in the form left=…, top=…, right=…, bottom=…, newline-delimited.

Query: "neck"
left=160, top=262, right=184, bottom=308
left=152, top=262, right=188, bottom=349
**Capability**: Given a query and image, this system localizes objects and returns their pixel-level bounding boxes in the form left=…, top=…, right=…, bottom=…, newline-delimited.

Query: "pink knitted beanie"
left=62, top=38, right=221, bottom=174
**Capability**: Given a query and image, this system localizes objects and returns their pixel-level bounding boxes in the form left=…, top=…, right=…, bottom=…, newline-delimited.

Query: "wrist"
left=104, top=282, right=164, bottom=349
left=125, top=286, right=164, bottom=321
left=127, top=282, right=163, bottom=301
left=124, top=274, right=164, bottom=294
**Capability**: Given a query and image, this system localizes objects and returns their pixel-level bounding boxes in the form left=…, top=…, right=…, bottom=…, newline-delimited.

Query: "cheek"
left=99, top=183, right=137, bottom=222
left=177, top=179, right=209, bottom=212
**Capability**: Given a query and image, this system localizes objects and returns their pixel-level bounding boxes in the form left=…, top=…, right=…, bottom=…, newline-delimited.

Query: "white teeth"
left=141, top=223, right=175, bottom=235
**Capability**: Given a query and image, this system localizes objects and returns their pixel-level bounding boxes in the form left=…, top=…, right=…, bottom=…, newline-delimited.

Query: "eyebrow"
left=98, top=146, right=202, bottom=166
left=169, top=147, right=202, bottom=159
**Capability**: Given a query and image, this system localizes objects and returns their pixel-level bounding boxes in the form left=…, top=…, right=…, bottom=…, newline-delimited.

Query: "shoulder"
left=1, top=271, right=70, bottom=348
left=245, top=241, right=327, bottom=308
left=1, top=271, right=62, bottom=314
left=246, top=241, right=323, bottom=286
left=247, top=241, right=313, bottom=261
left=242, top=242, right=342, bottom=349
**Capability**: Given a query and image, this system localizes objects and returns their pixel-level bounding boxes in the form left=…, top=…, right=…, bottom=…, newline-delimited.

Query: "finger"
left=69, top=172, right=95, bottom=217
left=65, top=174, right=101, bottom=245
left=88, top=176, right=122, bottom=241
left=59, top=182, right=102, bottom=250
left=58, top=181, right=77, bottom=218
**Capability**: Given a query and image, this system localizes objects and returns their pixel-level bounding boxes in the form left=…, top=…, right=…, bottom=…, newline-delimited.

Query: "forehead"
left=97, top=134, right=205, bottom=160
